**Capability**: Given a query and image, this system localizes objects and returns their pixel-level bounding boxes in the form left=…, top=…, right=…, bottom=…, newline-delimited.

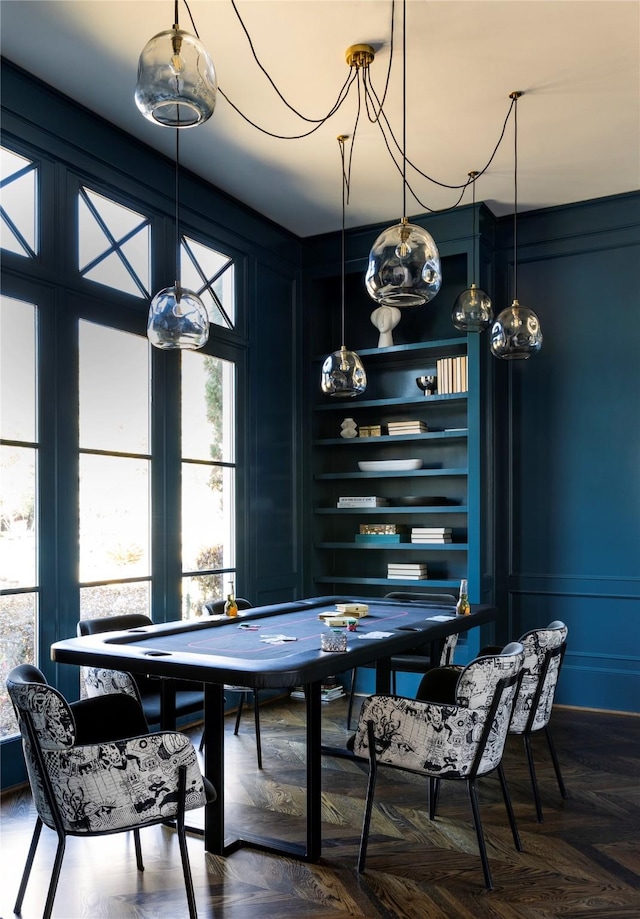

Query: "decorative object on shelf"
left=358, top=458, right=422, bottom=472
left=491, top=93, right=543, bottom=360
left=396, top=496, right=449, bottom=506
left=146, top=128, right=209, bottom=350
left=370, top=305, right=401, bottom=347
left=416, top=375, right=437, bottom=396
left=359, top=425, right=383, bottom=437
left=365, top=1, right=441, bottom=309
left=360, top=524, right=404, bottom=535
left=452, top=172, right=494, bottom=332
left=135, top=0, right=217, bottom=127
left=340, top=417, right=358, bottom=438
left=337, top=496, right=389, bottom=508
left=321, top=136, right=367, bottom=397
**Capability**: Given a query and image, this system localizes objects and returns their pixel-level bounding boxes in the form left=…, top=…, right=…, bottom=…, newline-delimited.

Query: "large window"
left=0, top=296, right=38, bottom=737
left=181, top=351, right=236, bottom=618
left=78, top=320, right=151, bottom=621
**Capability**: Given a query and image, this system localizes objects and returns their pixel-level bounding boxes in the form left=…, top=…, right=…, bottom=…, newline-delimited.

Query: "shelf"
left=316, top=468, right=467, bottom=480
left=316, top=542, right=468, bottom=551
left=315, top=393, right=466, bottom=412
left=316, top=506, right=468, bottom=515
left=314, top=576, right=462, bottom=588
left=315, top=430, right=468, bottom=446
left=314, top=338, right=467, bottom=363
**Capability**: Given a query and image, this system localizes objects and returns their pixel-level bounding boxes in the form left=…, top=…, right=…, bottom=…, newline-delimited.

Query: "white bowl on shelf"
left=358, top=459, right=423, bottom=472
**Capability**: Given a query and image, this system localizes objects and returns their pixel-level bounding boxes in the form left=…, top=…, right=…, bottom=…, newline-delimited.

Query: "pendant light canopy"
left=321, top=136, right=367, bottom=398
left=147, top=129, right=209, bottom=350
left=135, top=0, right=217, bottom=128
left=491, top=93, right=542, bottom=360
left=365, top=1, right=441, bottom=309
left=452, top=172, right=493, bottom=332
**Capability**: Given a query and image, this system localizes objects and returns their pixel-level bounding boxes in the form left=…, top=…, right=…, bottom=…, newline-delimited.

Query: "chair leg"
left=428, top=777, right=440, bottom=820
left=523, top=733, right=544, bottom=822
left=233, top=693, right=244, bottom=736
left=14, top=816, right=43, bottom=914
left=176, top=765, right=198, bottom=919
left=467, top=779, right=493, bottom=890
left=347, top=669, right=357, bottom=730
left=545, top=724, right=568, bottom=799
left=497, top=763, right=523, bottom=851
left=357, top=721, right=378, bottom=873
left=252, top=690, right=263, bottom=769
left=42, top=830, right=66, bottom=919
left=133, top=827, right=144, bottom=871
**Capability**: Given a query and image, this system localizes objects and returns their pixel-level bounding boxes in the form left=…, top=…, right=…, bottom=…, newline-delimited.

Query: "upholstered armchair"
left=7, top=664, right=213, bottom=919
left=352, top=642, right=525, bottom=889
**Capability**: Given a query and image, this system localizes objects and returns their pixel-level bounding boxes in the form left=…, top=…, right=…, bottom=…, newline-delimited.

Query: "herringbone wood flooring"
left=1, top=697, right=639, bottom=918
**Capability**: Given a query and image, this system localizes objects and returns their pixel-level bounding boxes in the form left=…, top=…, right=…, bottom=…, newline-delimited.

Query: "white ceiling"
left=1, top=0, right=639, bottom=237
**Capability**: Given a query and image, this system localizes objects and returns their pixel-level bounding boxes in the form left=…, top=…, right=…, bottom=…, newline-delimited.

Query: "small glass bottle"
left=456, top=578, right=471, bottom=616
left=224, top=583, right=238, bottom=618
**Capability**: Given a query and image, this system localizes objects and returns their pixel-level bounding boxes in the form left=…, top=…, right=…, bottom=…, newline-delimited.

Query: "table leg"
left=305, top=680, right=322, bottom=862
left=203, top=682, right=227, bottom=854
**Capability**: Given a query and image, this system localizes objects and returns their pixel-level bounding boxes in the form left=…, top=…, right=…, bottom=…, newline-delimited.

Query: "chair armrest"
left=353, top=694, right=479, bottom=776
left=44, top=732, right=208, bottom=833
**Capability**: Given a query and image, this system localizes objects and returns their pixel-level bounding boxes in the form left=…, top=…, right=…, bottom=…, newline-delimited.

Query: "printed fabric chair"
left=351, top=642, right=525, bottom=890
left=480, top=620, right=569, bottom=822
left=201, top=598, right=264, bottom=767
left=346, top=592, right=459, bottom=730
left=6, top=664, right=214, bottom=919
left=78, top=613, right=205, bottom=731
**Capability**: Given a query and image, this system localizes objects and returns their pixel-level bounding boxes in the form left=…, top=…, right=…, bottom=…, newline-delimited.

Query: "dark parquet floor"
left=1, top=696, right=639, bottom=919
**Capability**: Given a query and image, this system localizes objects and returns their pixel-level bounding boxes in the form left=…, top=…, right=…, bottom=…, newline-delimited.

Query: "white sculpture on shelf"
left=340, top=417, right=358, bottom=439
left=370, top=305, right=401, bottom=348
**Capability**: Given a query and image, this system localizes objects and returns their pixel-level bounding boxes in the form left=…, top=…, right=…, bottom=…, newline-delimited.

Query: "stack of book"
left=436, top=355, right=468, bottom=394
left=387, top=420, right=428, bottom=435
left=290, top=679, right=345, bottom=703
left=411, top=526, right=453, bottom=543
left=337, top=496, right=389, bottom=508
left=387, top=562, right=428, bottom=580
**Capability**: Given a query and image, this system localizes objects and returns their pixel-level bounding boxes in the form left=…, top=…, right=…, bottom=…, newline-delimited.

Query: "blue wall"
left=492, top=193, right=640, bottom=711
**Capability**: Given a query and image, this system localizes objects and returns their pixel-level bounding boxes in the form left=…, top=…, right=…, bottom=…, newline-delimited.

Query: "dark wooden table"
left=51, top=596, right=496, bottom=861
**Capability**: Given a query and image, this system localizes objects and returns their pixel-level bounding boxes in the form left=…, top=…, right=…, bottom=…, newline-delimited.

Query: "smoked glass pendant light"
left=365, top=0, right=441, bottom=309
left=135, top=0, right=217, bottom=128
left=490, top=93, right=543, bottom=360
left=147, top=128, right=209, bottom=350
left=452, top=172, right=493, bottom=331
left=321, top=136, right=367, bottom=398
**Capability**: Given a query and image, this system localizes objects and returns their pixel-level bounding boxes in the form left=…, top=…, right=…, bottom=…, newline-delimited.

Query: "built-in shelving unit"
left=311, top=337, right=481, bottom=594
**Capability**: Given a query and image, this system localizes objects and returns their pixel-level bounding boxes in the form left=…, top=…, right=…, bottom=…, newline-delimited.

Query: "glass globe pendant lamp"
left=321, top=136, right=367, bottom=398
left=147, top=283, right=209, bottom=350
left=147, top=129, right=209, bottom=350
left=366, top=217, right=442, bottom=308
left=135, top=0, right=217, bottom=128
left=452, top=172, right=493, bottom=331
left=491, top=93, right=542, bottom=360
left=365, top=0, right=441, bottom=309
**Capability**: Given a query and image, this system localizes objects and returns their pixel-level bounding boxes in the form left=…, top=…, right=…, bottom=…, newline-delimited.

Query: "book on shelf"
left=436, top=355, right=468, bottom=395
left=337, top=497, right=389, bottom=508
left=387, top=564, right=428, bottom=574
left=387, top=421, right=428, bottom=435
left=411, top=537, right=452, bottom=543
left=411, top=527, right=452, bottom=535
left=388, top=574, right=429, bottom=580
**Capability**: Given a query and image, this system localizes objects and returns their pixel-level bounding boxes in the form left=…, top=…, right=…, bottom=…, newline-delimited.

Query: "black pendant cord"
left=175, top=126, right=180, bottom=289
left=472, top=178, right=477, bottom=284
left=513, top=94, right=518, bottom=303
left=402, top=0, right=407, bottom=220
left=174, top=0, right=179, bottom=25
left=339, top=136, right=347, bottom=348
